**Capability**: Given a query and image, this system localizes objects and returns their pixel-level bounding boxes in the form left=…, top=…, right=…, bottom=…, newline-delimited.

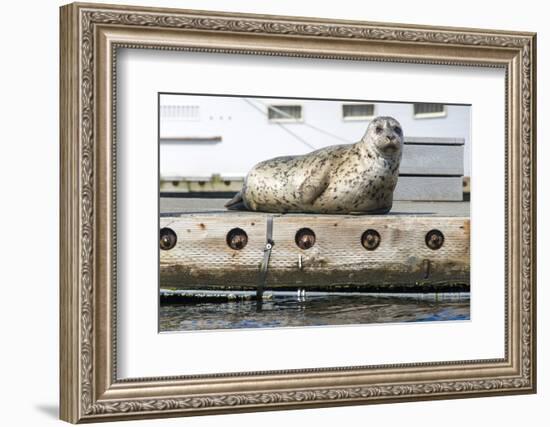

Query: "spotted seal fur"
left=225, top=116, right=403, bottom=214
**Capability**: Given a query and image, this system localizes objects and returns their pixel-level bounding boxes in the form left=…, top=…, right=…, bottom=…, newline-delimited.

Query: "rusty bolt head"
left=226, top=228, right=248, bottom=250
left=361, top=229, right=381, bottom=250
left=295, top=228, right=316, bottom=250
left=425, top=229, right=444, bottom=250
left=159, top=227, right=177, bottom=250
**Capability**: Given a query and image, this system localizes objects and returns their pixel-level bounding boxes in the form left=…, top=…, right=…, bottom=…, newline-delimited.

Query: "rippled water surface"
left=159, top=292, right=470, bottom=332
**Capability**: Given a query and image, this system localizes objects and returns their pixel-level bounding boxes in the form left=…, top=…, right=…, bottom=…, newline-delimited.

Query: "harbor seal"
left=225, top=116, right=403, bottom=214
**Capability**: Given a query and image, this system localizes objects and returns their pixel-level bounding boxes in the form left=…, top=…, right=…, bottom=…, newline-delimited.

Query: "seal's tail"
left=224, top=191, right=246, bottom=210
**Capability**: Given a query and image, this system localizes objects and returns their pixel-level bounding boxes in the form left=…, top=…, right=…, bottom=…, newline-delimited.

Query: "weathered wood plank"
left=160, top=213, right=469, bottom=290
left=400, top=144, right=463, bottom=175
left=404, top=136, right=465, bottom=145
left=394, top=176, right=464, bottom=201
left=159, top=198, right=470, bottom=217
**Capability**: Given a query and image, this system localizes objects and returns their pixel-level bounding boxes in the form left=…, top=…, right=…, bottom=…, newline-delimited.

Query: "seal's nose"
left=387, top=134, right=396, bottom=141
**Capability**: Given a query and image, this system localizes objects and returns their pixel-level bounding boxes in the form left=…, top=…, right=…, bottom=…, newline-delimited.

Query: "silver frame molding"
left=60, top=2, right=537, bottom=423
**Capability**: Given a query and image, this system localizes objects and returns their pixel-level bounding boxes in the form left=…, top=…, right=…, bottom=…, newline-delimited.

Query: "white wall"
left=160, top=95, right=471, bottom=178
left=0, top=1, right=546, bottom=426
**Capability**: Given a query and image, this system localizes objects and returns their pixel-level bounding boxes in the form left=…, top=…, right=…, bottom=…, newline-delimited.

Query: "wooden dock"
left=160, top=199, right=470, bottom=292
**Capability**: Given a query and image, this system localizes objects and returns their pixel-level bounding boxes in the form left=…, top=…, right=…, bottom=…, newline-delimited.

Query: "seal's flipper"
left=225, top=191, right=246, bottom=210
left=298, top=169, right=330, bottom=205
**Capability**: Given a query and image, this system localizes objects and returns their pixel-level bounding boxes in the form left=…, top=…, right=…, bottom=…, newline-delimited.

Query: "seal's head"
left=362, top=116, right=404, bottom=158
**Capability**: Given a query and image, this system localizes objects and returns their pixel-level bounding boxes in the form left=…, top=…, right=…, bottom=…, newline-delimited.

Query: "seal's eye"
left=393, top=126, right=402, bottom=135
left=375, top=126, right=383, bottom=134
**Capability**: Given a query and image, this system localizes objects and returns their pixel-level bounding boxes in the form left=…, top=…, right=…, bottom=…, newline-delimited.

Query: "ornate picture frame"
left=60, top=2, right=536, bottom=423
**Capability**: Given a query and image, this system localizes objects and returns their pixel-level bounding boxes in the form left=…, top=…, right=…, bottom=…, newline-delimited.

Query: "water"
left=159, top=292, right=470, bottom=332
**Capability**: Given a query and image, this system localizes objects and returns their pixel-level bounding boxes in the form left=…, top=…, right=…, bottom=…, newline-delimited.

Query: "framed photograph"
left=60, top=2, right=537, bottom=423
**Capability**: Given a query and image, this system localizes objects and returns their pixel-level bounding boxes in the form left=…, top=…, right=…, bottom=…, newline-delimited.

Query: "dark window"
left=413, top=103, right=446, bottom=117
left=267, top=105, right=303, bottom=121
left=342, top=103, right=375, bottom=120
